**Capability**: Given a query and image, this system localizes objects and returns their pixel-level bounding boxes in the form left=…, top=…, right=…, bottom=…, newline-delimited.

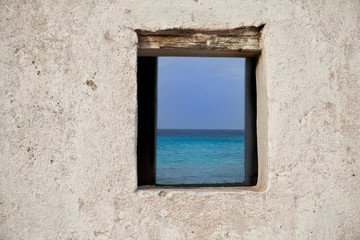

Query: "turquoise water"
left=156, top=129, right=245, bottom=185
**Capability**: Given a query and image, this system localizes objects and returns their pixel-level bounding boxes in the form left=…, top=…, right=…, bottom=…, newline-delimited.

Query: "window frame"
left=136, top=27, right=261, bottom=187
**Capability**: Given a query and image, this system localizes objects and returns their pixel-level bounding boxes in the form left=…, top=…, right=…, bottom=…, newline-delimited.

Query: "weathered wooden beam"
left=137, top=27, right=261, bottom=57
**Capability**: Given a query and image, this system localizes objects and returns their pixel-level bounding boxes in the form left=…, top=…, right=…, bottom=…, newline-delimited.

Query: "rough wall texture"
left=1, top=1, right=359, bottom=239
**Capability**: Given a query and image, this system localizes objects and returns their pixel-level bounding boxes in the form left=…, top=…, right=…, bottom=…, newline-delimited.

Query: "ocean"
left=156, top=129, right=245, bottom=185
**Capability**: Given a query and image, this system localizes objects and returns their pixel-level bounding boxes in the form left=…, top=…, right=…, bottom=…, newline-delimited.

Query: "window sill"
left=136, top=183, right=267, bottom=194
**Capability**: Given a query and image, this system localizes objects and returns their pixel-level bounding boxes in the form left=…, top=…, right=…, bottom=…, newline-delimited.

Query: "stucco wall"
left=1, top=1, right=359, bottom=239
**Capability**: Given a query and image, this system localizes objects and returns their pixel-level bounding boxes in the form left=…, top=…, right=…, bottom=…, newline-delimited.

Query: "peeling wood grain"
left=137, top=27, right=261, bottom=57
left=136, top=26, right=261, bottom=36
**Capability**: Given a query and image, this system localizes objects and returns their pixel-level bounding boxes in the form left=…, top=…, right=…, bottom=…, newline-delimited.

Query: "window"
left=136, top=27, right=261, bottom=187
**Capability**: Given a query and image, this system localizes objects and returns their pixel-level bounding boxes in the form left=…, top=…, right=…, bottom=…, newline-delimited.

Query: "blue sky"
left=157, top=57, right=245, bottom=130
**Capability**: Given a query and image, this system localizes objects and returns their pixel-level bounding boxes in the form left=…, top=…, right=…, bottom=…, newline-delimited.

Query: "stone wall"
left=1, top=1, right=359, bottom=239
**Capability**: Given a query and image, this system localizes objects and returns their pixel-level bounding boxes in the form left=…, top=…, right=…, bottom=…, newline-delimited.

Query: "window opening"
left=136, top=27, right=260, bottom=187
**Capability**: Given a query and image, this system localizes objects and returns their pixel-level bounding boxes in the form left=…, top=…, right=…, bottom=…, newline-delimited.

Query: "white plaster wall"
left=1, top=1, right=359, bottom=239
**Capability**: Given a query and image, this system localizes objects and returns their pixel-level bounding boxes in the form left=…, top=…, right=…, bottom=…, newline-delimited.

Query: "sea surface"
left=156, top=129, right=245, bottom=185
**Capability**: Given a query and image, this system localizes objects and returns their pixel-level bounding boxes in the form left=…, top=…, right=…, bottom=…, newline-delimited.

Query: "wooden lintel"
left=137, top=27, right=261, bottom=57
